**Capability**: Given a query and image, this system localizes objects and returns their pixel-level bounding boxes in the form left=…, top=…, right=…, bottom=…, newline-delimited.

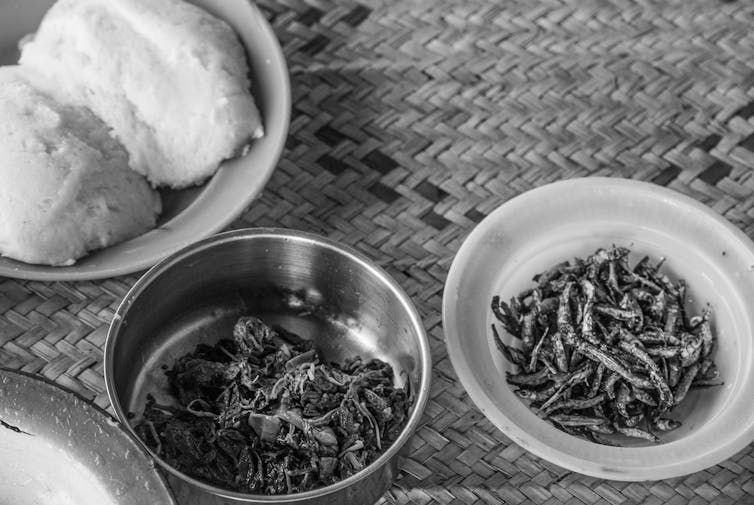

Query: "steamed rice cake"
left=19, top=0, right=264, bottom=188
left=0, top=66, right=161, bottom=266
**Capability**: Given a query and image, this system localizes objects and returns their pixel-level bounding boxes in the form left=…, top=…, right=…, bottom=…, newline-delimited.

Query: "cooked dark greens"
left=134, top=316, right=411, bottom=494
left=492, top=246, right=720, bottom=445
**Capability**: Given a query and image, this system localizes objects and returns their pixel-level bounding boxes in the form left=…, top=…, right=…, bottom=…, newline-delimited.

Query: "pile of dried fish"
left=492, top=246, right=720, bottom=444
left=134, top=316, right=411, bottom=494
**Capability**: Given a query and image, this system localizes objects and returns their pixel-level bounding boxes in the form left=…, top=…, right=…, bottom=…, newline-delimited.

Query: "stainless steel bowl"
left=104, top=228, right=431, bottom=505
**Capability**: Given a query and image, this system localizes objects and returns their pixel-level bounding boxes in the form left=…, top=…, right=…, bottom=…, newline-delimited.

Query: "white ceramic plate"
left=442, top=177, right=754, bottom=480
left=0, top=0, right=290, bottom=281
left=0, top=368, right=176, bottom=504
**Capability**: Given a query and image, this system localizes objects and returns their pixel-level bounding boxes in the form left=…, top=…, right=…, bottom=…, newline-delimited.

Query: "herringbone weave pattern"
left=2, top=0, right=754, bottom=503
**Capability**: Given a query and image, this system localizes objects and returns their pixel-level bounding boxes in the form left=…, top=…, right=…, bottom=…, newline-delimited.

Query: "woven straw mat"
left=2, top=0, right=754, bottom=503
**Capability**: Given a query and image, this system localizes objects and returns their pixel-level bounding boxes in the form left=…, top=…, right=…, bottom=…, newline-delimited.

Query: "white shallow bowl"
left=442, top=177, right=754, bottom=481
left=0, top=0, right=290, bottom=281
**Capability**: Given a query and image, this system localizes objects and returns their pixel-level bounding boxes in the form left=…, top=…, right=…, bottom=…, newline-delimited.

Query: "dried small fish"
left=550, top=414, right=607, bottom=427
left=575, top=341, right=653, bottom=390
left=527, top=328, right=550, bottom=373
left=556, top=282, right=577, bottom=346
left=536, top=364, right=594, bottom=413
left=515, top=382, right=562, bottom=403
left=593, top=304, right=637, bottom=323
left=587, top=423, right=616, bottom=435
left=652, top=418, right=681, bottom=432
left=629, top=273, right=663, bottom=296
left=699, top=310, right=715, bottom=358
left=494, top=246, right=720, bottom=446
left=491, top=325, right=526, bottom=368
left=645, top=346, right=682, bottom=359
left=664, top=300, right=681, bottom=334
left=697, top=359, right=718, bottom=381
left=667, top=359, right=683, bottom=388
left=587, top=363, right=605, bottom=398
left=505, top=367, right=550, bottom=387
left=620, top=291, right=644, bottom=331
left=533, top=261, right=570, bottom=285
left=673, top=362, right=701, bottom=405
left=579, top=280, right=601, bottom=345
left=630, top=287, right=655, bottom=306
left=539, top=394, right=607, bottom=417
left=615, top=383, right=632, bottom=418
left=588, top=431, right=620, bottom=446
left=569, top=349, right=584, bottom=371
left=636, top=329, right=682, bottom=347
left=624, top=412, right=644, bottom=428
left=491, top=296, right=521, bottom=338
left=538, top=297, right=559, bottom=315
left=613, top=425, right=659, bottom=443
left=679, top=333, right=703, bottom=368
left=607, top=260, right=621, bottom=299
left=631, top=386, right=657, bottom=407
left=603, top=372, right=620, bottom=400
left=521, top=313, right=537, bottom=353
left=618, top=340, right=673, bottom=409
left=551, top=330, right=569, bottom=373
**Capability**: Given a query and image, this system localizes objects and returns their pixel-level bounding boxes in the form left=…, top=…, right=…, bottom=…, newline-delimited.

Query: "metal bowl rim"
left=105, top=227, right=432, bottom=502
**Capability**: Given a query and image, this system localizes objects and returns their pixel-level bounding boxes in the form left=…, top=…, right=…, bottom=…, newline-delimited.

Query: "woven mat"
left=2, top=0, right=754, bottom=503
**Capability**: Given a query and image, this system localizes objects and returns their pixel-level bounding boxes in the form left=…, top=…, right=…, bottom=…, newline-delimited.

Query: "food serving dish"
left=442, top=177, right=754, bottom=480
left=0, top=368, right=176, bottom=504
left=0, top=0, right=290, bottom=281
left=104, top=228, right=432, bottom=504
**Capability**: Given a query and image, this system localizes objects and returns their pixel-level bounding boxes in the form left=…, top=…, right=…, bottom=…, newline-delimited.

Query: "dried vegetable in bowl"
left=134, top=316, right=411, bottom=495
left=491, top=246, right=720, bottom=445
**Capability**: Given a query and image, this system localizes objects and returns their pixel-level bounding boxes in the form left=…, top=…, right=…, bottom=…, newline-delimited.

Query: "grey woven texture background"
left=2, top=0, right=754, bottom=503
